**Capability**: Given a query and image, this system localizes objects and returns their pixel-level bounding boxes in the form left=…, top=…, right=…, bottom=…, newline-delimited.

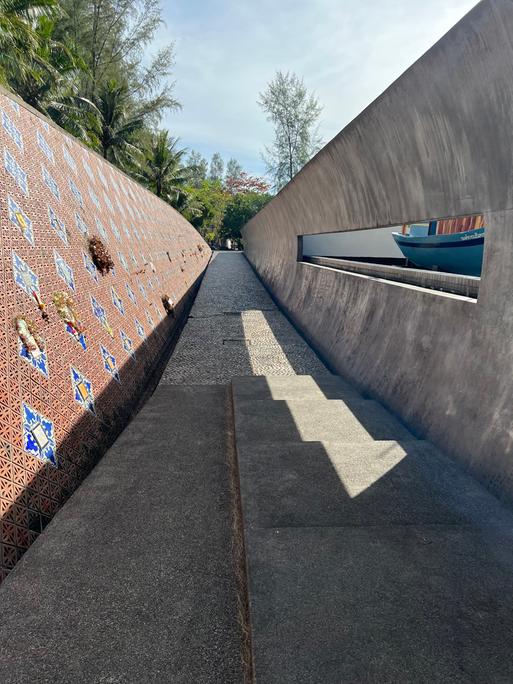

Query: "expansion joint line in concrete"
left=226, top=387, right=254, bottom=684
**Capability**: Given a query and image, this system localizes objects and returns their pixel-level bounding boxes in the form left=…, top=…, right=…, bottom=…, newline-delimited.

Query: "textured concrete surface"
left=233, top=375, right=513, bottom=683
left=307, top=256, right=480, bottom=298
left=242, top=0, right=513, bottom=503
left=0, top=386, right=244, bottom=684
left=234, top=398, right=415, bottom=444
left=161, top=252, right=330, bottom=384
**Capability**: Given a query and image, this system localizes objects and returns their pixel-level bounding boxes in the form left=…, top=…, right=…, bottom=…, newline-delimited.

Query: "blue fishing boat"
left=392, top=221, right=484, bottom=277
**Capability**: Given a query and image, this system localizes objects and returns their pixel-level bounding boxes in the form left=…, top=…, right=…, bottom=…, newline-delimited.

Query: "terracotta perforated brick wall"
left=0, top=90, right=211, bottom=581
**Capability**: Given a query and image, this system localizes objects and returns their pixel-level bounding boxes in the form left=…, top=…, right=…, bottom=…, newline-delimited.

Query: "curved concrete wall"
left=243, top=0, right=513, bottom=501
left=0, top=89, right=210, bottom=581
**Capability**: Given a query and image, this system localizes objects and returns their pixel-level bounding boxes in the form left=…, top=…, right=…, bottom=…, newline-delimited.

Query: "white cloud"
left=156, top=0, right=478, bottom=176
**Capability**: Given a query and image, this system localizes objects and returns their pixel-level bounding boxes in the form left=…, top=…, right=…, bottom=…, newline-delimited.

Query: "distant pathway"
left=161, top=251, right=329, bottom=385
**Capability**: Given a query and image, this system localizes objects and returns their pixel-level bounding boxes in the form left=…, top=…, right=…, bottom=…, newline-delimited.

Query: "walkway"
left=161, top=252, right=329, bottom=384
left=0, top=252, right=330, bottom=684
left=3, top=252, right=513, bottom=683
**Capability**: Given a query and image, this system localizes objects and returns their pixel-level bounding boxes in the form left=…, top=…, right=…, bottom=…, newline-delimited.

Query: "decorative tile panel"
left=22, top=403, right=57, bottom=466
left=83, top=251, right=98, bottom=282
left=69, top=178, right=83, bottom=208
left=0, top=91, right=210, bottom=582
left=126, top=284, right=136, bottom=304
left=42, top=166, right=60, bottom=200
left=62, top=145, right=77, bottom=172
left=75, top=211, right=87, bottom=235
left=8, top=196, right=33, bottom=245
left=135, top=319, right=145, bottom=338
left=2, top=110, right=23, bottom=150
left=48, top=206, right=67, bottom=244
left=19, top=340, right=49, bottom=377
left=54, top=249, right=75, bottom=291
left=12, top=251, right=40, bottom=298
left=111, top=287, right=124, bottom=315
left=95, top=217, right=108, bottom=241
left=70, top=367, right=95, bottom=414
left=100, top=345, right=120, bottom=382
left=120, top=330, right=135, bottom=359
left=36, top=130, right=54, bottom=163
left=4, top=149, right=28, bottom=194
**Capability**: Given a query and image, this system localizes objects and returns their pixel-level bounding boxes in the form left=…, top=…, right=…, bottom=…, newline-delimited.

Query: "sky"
left=152, top=0, right=478, bottom=177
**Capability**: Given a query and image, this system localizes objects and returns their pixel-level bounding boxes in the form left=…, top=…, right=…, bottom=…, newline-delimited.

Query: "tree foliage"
left=259, top=70, right=322, bottom=191
left=220, top=192, right=271, bottom=244
left=209, top=151, right=224, bottom=181
left=0, top=0, right=275, bottom=243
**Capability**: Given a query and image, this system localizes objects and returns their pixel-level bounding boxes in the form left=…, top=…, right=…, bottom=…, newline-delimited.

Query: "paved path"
left=161, top=252, right=329, bottom=384
left=0, top=251, right=331, bottom=684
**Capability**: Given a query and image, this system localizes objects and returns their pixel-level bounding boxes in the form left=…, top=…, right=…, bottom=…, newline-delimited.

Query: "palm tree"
left=5, top=15, right=95, bottom=141
left=0, top=0, right=59, bottom=86
left=91, top=80, right=144, bottom=164
left=137, top=130, right=193, bottom=204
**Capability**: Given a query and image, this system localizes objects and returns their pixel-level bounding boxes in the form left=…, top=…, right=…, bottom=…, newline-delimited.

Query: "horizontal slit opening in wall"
left=299, top=213, right=484, bottom=299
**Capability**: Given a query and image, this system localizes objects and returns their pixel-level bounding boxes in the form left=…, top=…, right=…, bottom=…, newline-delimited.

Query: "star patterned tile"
left=70, top=366, right=95, bottom=414
left=54, top=249, right=75, bottom=291
left=22, top=403, right=57, bottom=466
left=100, top=345, right=120, bottom=382
left=8, top=195, right=33, bottom=245
left=12, top=251, right=40, bottom=298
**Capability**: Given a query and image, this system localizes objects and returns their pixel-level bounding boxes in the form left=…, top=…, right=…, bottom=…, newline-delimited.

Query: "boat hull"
left=392, top=228, right=484, bottom=277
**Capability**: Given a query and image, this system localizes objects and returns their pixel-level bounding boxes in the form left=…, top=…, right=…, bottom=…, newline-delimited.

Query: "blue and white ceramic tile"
left=19, top=340, right=49, bottom=377
left=95, top=217, right=108, bottom=241
left=146, top=311, right=154, bottom=328
left=69, top=178, right=83, bottom=208
left=54, top=249, right=75, bottom=291
left=103, top=192, right=113, bottom=212
left=75, top=211, right=88, bottom=235
left=2, top=109, right=23, bottom=150
left=98, top=169, right=108, bottom=189
left=48, top=206, right=67, bottom=244
left=138, top=283, right=147, bottom=300
left=120, top=330, right=135, bottom=359
left=7, top=98, right=20, bottom=114
left=22, top=403, right=56, bottom=465
left=111, top=287, right=124, bottom=315
left=66, top=323, right=87, bottom=350
left=8, top=195, right=33, bottom=245
left=42, top=166, right=60, bottom=201
left=126, top=284, right=136, bottom=304
left=82, top=158, right=94, bottom=181
left=117, top=252, right=128, bottom=271
left=135, top=319, right=145, bottom=339
left=37, top=130, right=54, bottom=163
left=70, top=366, right=95, bottom=414
left=12, top=251, right=39, bottom=298
left=88, top=187, right=100, bottom=209
left=62, top=145, right=77, bottom=173
left=110, top=220, right=121, bottom=242
left=4, top=149, right=28, bottom=194
left=83, top=251, right=98, bottom=282
left=100, top=344, right=120, bottom=382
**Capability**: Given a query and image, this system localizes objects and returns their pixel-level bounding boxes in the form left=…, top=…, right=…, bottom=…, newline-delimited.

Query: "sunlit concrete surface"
left=160, top=252, right=330, bottom=384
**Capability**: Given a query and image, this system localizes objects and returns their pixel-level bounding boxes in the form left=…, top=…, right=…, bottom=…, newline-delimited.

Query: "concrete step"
left=233, top=397, right=414, bottom=444
left=232, top=374, right=362, bottom=402
left=237, top=440, right=510, bottom=529
left=231, top=378, right=513, bottom=682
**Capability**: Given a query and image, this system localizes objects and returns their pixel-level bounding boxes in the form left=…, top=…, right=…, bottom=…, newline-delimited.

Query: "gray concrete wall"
left=302, top=226, right=403, bottom=259
left=243, top=0, right=513, bottom=502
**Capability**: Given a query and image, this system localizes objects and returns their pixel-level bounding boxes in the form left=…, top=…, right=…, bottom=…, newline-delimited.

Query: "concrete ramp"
left=233, top=375, right=513, bottom=683
left=0, top=385, right=244, bottom=683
